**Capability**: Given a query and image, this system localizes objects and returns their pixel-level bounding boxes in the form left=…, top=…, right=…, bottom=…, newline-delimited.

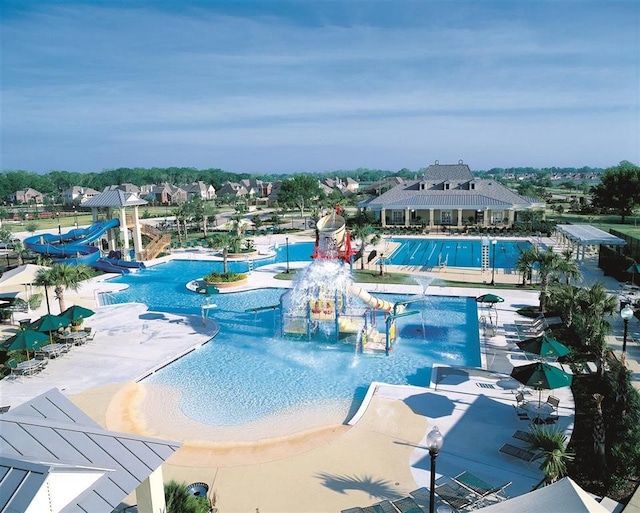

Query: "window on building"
left=392, top=211, right=403, bottom=225
left=441, top=211, right=452, bottom=225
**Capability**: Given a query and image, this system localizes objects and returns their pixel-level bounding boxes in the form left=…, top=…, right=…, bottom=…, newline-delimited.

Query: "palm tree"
left=34, top=263, right=92, bottom=313
left=350, top=224, right=380, bottom=270
left=558, top=249, right=581, bottom=285
left=526, top=425, right=574, bottom=484
left=207, top=232, right=241, bottom=274
left=535, top=248, right=563, bottom=313
left=592, top=393, right=606, bottom=468
left=548, top=283, right=581, bottom=327
left=515, top=246, right=537, bottom=287
left=10, top=240, right=29, bottom=266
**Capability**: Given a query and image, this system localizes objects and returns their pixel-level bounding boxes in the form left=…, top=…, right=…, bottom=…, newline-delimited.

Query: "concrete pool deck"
left=1, top=232, right=639, bottom=512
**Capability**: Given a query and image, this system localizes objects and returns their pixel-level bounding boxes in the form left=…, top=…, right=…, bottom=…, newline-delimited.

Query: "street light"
left=490, top=238, right=497, bottom=286
left=73, top=205, right=78, bottom=229
left=56, top=212, right=61, bottom=240
left=621, top=304, right=634, bottom=362
left=285, top=236, right=290, bottom=274
left=426, top=425, right=444, bottom=513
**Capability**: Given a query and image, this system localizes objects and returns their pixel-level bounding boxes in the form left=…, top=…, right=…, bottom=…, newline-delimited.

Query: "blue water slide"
left=24, top=219, right=121, bottom=268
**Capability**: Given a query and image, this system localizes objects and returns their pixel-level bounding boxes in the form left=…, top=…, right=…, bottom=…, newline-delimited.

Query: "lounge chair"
left=499, top=443, right=538, bottom=462
left=372, top=501, right=398, bottom=513
left=454, top=471, right=511, bottom=503
left=434, top=481, right=477, bottom=510
left=512, top=430, right=531, bottom=442
left=515, top=391, right=526, bottom=407
left=392, top=496, right=423, bottom=513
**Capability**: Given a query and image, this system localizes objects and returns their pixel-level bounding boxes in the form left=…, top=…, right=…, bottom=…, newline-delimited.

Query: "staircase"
left=362, top=326, right=388, bottom=354
left=136, top=221, right=172, bottom=261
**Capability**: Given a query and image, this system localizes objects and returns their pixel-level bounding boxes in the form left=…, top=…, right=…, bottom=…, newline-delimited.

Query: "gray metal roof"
left=424, top=162, right=474, bottom=181
left=365, top=177, right=541, bottom=210
left=0, top=389, right=180, bottom=513
left=379, top=194, right=513, bottom=209
left=82, top=190, right=147, bottom=208
left=556, top=224, right=627, bottom=246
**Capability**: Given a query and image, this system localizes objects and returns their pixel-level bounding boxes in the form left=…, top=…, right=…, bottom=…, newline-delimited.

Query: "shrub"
left=204, top=271, right=247, bottom=283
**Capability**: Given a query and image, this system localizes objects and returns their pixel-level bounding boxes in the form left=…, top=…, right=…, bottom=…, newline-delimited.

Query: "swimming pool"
left=107, top=259, right=480, bottom=433
left=386, top=238, right=530, bottom=269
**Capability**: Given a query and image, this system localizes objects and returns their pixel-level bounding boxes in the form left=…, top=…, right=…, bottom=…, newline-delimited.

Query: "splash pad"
left=277, top=209, right=416, bottom=355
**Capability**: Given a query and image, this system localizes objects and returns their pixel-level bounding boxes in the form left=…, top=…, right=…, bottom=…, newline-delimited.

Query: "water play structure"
left=24, top=219, right=145, bottom=273
left=278, top=208, right=415, bottom=354
left=23, top=190, right=159, bottom=273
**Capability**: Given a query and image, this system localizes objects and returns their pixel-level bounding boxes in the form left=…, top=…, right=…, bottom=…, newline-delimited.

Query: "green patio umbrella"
left=29, top=314, right=71, bottom=343
left=60, top=305, right=95, bottom=325
left=511, top=361, right=573, bottom=407
left=476, top=293, right=505, bottom=325
left=626, top=262, right=640, bottom=286
left=1, top=329, right=49, bottom=360
left=517, top=334, right=571, bottom=360
left=475, top=293, right=505, bottom=304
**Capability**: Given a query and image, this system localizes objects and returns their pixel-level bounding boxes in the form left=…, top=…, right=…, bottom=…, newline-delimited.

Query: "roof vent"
left=458, top=159, right=464, bottom=164
left=435, top=160, right=439, bottom=165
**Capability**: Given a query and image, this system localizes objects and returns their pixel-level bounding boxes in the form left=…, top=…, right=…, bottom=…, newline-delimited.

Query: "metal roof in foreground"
left=0, top=388, right=180, bottom=513
left=556, top=224, right=627, bottom=246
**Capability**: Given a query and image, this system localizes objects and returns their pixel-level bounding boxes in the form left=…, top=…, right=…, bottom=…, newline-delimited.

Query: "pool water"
left=107, top=259, right=481, bottom=428
left=387, top=238, right=530, bottom=269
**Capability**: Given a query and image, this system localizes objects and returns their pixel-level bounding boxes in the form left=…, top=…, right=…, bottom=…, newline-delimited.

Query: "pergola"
left=555, top=224, right=626, bottom=260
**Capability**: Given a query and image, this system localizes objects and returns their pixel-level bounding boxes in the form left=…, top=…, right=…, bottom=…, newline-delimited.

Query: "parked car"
left=0, top=238, right=21, bottom=249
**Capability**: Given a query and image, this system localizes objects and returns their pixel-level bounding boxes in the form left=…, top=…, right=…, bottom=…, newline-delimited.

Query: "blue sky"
left=2, top=1, right=639, bottom=174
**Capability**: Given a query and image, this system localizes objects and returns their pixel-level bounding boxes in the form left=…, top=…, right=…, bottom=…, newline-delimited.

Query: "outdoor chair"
left=512, top=404, right=529, bottom=420
left=6, top=358, right=21, bottom=377
left=515, top=391, right=525, bottom=407
left=546, top=395, right=560, bottom=411
left=499, top=443, right=538, bottom=462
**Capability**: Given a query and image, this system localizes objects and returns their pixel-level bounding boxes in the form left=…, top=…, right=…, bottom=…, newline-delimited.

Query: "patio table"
left=17, top=358, right=45, bottom=375
left=40, top=343, right=67, bottom=358
left=61, top=332, right=88, bottom=345
left=522, top=401, right=554, bottom=423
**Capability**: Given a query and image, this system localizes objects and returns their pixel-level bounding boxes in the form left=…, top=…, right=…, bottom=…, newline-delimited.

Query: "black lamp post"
left=285, top=236, right=290, bottom=274
left=426, top=426, right=444, bottom=513
left=56, top=212, right=62, bottom=241
left=73, top=205, right=78, bottom=229
left=490, top=238, right=497, bottom=286
left=621, top=304, right=634, bottom=362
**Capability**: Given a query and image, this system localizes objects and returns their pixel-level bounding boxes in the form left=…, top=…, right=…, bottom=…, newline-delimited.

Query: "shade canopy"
left=60, top=305, right=95, bottom=323
left=517, top=335, right=571, bottom=359
left=29, top=314, right=71, bottom=333
left=511, top=361, right=573, bottom=391
left=627, top=262, right=640, bottom=274
left=0, top=264, right=49, bottom=289
left=475, top=294, right=505, bottom=304
left=1, top=330, right=49, bottom=353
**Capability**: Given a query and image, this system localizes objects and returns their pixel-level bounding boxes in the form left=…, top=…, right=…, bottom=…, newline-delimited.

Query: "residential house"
left=217, top=181, right=249, bottom=200
left=358, top=160, right=546, bottom=229
left=183, top=181, right=216, bottom=201
left=104, top=183, right=142, bottom=194
left=10, top=188, right=44, bottom=205
left=239, top=178, right=272, bottom=199
left=150, top=183, right=187, bottom=205
left=61, top=186, right=101, bottom=205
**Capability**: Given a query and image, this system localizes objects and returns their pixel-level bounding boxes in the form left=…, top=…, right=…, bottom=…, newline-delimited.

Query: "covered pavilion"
left=555, top=224, right=626, bottom=261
